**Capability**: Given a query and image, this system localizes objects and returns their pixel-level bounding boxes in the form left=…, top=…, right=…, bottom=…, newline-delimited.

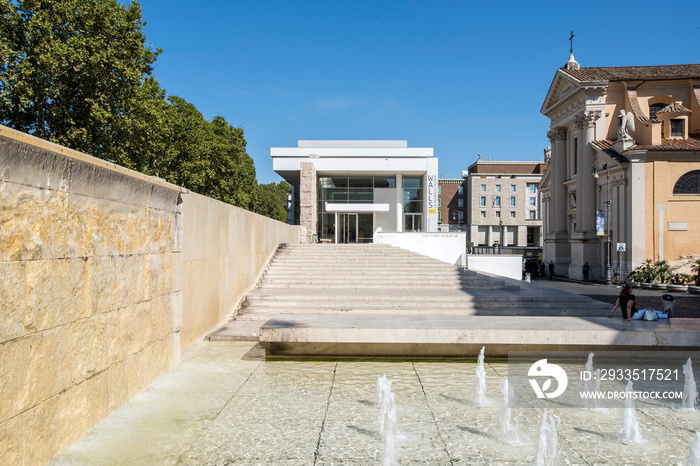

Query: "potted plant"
left=690, top=259, right=700, bottom=294
left=627, top=266, right=642, bottom=287
left=635, top=259, right=655, bottom=288
left=651, top=260, right=670, bottom=290
left=667, top=273, right=691, bottom=292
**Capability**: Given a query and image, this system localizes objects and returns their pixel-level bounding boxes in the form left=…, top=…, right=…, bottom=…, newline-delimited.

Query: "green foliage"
left=669, top=273, right=691, bottom=285
left=206, top=115, right=257, bottom=210
left=0, top=0, right=259, bottom=212
left=654, top=260, right=671, bottom=284
left=628, top=259, right=656, bottom=283
left=0, top=0, right=161, bottom=157
left=691, top=259, right=700, bottom=285
left=256, top=181, right=291, bottom=222
left=152, top=97, right=257, bottom=210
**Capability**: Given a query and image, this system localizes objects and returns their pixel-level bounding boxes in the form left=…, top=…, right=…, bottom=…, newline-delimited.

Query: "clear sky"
left=139, top=0, right=699, bottom=184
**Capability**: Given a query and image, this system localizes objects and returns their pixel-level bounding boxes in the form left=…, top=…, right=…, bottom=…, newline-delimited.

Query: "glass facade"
left=317, top=176, right=396, bottom=242
left=403, top=176, right=423, bottom=232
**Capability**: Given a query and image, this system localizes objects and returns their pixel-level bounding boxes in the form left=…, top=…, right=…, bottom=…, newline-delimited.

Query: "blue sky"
left=140, top=0, right=699, bottom=184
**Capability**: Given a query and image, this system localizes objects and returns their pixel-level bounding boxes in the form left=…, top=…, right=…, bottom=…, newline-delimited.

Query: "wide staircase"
left=233, top=243, right=610, bottom=323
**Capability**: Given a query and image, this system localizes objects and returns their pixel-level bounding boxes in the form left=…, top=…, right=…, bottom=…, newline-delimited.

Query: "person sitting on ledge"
left=608, top=284, right=637, bottom=320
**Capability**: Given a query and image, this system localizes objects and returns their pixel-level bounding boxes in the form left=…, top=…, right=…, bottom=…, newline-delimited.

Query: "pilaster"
left=546, top=126, right=571, bottom=271
left=547, top=127, right=568, bottom=234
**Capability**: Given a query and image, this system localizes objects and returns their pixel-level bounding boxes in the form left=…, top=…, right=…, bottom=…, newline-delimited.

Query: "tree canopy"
left=0, top=0, right=262, bottom=213
left=0, top=0, right=159, bottom=155
left=256, top=181, right=291, bottom=223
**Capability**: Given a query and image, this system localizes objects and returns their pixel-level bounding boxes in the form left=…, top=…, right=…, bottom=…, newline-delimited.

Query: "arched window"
left=673, top=170, right=700, bottom=194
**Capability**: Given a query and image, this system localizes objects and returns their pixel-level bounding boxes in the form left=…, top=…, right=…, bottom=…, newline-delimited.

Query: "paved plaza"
left=51, top=340, right=700, bottom=465
left=534, top=278, right=700, bottom=318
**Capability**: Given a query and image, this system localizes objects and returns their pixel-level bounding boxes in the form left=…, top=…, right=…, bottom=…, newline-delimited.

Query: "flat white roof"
left=298, top=140, right=407, bottom=148
left=271, top=140, right=435, bottom=187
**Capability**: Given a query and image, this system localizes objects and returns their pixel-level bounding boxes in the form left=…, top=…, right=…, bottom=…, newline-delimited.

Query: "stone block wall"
left=0, top=125, right=301, bottom=465
left=299, top=162, right=317, bottom=243
left=180, top=192, right=300, bottom=348
left=0, top=126, right=182, bottom=465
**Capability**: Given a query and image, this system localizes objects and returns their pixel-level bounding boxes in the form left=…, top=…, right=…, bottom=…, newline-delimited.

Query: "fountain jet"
left=377, top=374, right=398, bottom=466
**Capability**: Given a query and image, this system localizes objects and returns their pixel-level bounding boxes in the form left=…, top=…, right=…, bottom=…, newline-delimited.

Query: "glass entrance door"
left=336, top=213, right=358, bottom=243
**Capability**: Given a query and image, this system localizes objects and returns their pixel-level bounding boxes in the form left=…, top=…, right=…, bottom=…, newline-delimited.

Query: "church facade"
left=539, top=56, right=700, bottom=280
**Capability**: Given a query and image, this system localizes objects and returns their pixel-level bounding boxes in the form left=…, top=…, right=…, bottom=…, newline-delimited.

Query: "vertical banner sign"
left=596, top=210, right=605, bottom=236
left=427, top=158, right=438, bottom=232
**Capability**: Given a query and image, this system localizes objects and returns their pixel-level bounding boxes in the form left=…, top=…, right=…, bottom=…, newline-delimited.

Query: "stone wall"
left=181, top=192, right=300, bottom=349
left=298, top=162, right=317, bottom=243
left=0, top=125, right=300, bottom=464
left=0, top=126, right=182, bottom=464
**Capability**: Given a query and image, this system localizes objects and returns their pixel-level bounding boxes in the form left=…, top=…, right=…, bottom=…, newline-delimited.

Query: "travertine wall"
left=0, top=125, right=299, bottom=464
left=0, top=126, right=182, bottom=464
left=298, top=162, right=316, bottom=243
left=181, top=192, right=300, bottom=348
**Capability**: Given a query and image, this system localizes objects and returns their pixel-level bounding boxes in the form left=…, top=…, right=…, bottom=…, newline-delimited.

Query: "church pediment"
left=541, top=70, right=583, bottom=116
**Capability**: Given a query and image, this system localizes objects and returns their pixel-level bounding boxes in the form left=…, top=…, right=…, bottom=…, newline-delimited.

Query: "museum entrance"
left=335, top=213, right=373, bottom=243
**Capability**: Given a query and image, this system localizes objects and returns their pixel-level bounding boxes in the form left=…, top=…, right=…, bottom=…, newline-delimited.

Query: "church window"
left=674, top=170, right=700, bottom=195
left=671, top=119, right=684, bottom=137
left=649, top=103, right=667, bottom=121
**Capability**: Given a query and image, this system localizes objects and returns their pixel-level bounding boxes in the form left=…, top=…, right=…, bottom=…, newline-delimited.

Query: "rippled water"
left=52, top=342, right=700, bottom=465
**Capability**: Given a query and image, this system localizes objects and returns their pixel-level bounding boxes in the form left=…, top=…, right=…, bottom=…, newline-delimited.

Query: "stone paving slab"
left=207, top=320, right=263, bottom=342
left=260, top=315, right=700, bottom=357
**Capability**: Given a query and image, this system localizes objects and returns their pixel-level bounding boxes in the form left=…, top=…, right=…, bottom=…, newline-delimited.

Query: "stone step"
left=242, top=293, right=604, bottom=304
left=234, top=305, right=608, bottom=318
left=259, top=283, right=517, bottom=290
left=246, top=294, right=610, bottom=307
left=263, top=268, right=473, bottom=275
left=258, top=315, right=700, bottom=358
left=259, top=280, right=504, bottom=287
left=261, top=274, right=482, bottom=281
left=260, top=274, right=497, bottom=282
left=240, top=299, right=608, bottom=311
left=268, top=262, right=455, bottom=269
left=274, top=254, right=451, bottom=267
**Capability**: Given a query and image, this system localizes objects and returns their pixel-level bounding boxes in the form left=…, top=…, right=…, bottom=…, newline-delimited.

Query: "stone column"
left=395, top=174, right=403, bottom=232
left=576, top=111, right=600, bottom=233
left=548, top=127, right=568, bottom=232
left=299, top=162, right=317, bottom=244
left=547, top=126, right=571, bottom=274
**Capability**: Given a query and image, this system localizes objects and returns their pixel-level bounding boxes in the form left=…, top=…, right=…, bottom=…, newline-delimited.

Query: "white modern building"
left=271, top=140, right=439, bottom=244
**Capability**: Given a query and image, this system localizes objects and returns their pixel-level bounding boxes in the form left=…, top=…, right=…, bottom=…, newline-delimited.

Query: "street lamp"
left=591, top=156, right=612, bottom=284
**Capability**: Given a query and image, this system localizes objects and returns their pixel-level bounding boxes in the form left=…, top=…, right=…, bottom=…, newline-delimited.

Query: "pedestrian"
left=539, top=261, right=545, bottom=279
left=608, top=284, right=637, bottom=320
left=582, top=262, right=590, bottom=281
left=548, top=261, right=555, bottom=280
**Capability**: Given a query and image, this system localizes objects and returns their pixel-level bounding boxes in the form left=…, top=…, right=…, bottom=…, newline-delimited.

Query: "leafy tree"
left=0, top=0, right=161, bottom=160
left=206, top=115, right=257, bottom=210
left=256, top=181, right=291, bottom=222
left=156, top=95, right=211, bottom=192
left=150, top=96, right=257, bottom=209
left=0, top=0, right=259, bottom=212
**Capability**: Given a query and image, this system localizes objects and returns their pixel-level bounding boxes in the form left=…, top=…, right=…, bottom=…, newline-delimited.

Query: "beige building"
left=540, top=56, right=700, bottom=280
left=465, top=159, right=546, bottom=247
